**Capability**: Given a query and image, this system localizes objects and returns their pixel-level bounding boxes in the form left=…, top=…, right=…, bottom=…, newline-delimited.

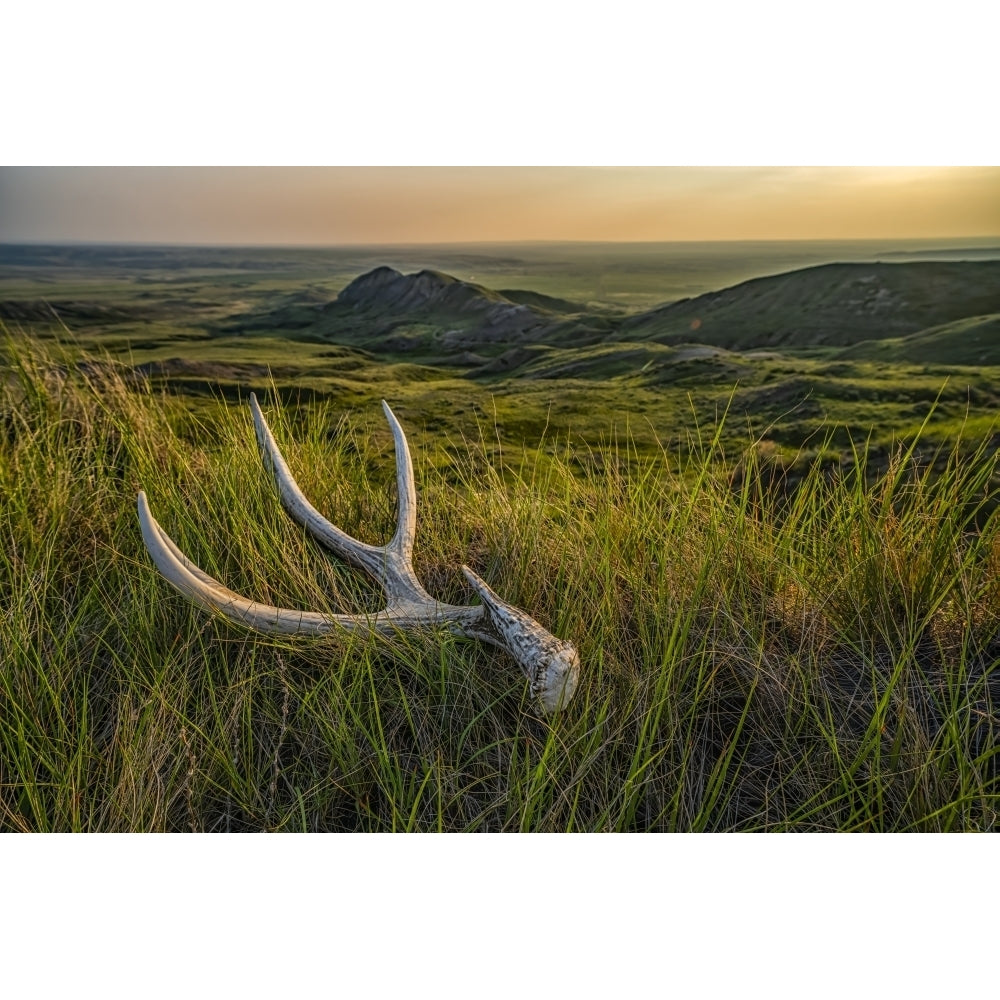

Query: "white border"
left=2, top=835, right=998, bottom=995
left=3, top=3, right=998, bottom=164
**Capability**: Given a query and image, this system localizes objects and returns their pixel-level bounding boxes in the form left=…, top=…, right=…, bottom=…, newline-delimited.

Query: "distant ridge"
left=337, top=266, right=508, bottom=312
left=881, top=246, right=1000, bottom=258
left=838, top=314, right=1000, bottom=366
left=330, top=266, right=554, bottom=348
left=332, top=260, right=1000, bottom=354
left=168, top=259, right=1000, bottom=361
left=619, top=261, right=1000, bottom=349
left=336, top=267, right=582, bottom=316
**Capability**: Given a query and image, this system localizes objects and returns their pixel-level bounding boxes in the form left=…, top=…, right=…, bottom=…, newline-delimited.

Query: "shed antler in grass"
left=137, top=394, right=580, bottom=712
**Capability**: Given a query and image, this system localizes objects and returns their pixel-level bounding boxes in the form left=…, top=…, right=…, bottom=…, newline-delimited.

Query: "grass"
left=2, top=334, right=999, bottom=831
left=620, top=261, right=1000, bottom=349
left=10, top=245, right=1000, bottom=484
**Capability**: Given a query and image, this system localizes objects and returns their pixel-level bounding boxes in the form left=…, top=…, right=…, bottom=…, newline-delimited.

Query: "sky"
left=1, top=166, right=997, bottom=245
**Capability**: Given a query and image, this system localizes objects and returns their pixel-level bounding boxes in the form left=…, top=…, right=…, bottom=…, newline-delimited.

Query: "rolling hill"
left=837, top=314, right=1000, bottom=366
left=5, top=249, right=1000, bottom=477
left=206, top=260, right=1000, bottom=365
left=618, top=261, right=1000, bottom=350
left=220, top=266, right=586, bottom=352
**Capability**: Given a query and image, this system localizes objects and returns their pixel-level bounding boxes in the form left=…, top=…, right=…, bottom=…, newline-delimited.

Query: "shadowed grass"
left=1, top=335, right=998, bottom=831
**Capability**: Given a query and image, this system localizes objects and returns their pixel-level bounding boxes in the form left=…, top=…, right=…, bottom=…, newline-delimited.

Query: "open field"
left=5, top=235, right=999, bottom=311
left=4, top=240, right=1000, bottom=472
left=2, top=240, right=999, bottom=831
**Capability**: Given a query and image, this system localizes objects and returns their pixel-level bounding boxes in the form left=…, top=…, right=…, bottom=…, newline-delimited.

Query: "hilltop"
left=618, top=261, right=1000, bottom=350
left=200, top=260, right=1000, bottom=364
left=209, top=265, right=604, bottom=357
left=837, top=314, right=1000, bottom=366
left=7, top=256, right=997, bottom=365
left=330, top=266, right=586, bottom=350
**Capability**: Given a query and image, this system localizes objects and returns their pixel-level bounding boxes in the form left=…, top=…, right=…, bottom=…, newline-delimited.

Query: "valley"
left=3, top=240, right=999, bottom=474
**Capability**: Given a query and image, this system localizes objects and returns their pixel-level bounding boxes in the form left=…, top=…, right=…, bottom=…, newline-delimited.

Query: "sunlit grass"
left=1, top=335, right=998, bottom=831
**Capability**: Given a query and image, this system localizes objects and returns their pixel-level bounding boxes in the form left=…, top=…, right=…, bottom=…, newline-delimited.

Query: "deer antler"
left=137, top=394, right=580, bottom=713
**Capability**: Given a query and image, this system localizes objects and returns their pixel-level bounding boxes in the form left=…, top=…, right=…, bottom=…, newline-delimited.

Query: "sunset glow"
left=1, top=166, right=997, bottom=245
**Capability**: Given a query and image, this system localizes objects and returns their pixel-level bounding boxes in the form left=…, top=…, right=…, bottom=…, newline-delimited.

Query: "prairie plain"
left=4, top=238, right=1000, bottom=471
left=2, top=238, right=1000, bottom=832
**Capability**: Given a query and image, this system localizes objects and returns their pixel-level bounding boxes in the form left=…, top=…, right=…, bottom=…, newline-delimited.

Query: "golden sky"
left=1, top=166, right=997, bottom=244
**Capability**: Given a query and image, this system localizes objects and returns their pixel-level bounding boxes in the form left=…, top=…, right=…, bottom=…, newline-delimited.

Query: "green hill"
left=837, top=314, right=1000, bottom=366
left=222, top=266, right=563, bottom=352
left=117, top=260, right=1000, bottom=363
left=618, top=261, right=1000, bottom=350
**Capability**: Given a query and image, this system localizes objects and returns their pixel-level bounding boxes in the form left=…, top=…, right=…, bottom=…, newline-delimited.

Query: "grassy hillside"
left=838, top=314, right=1000, bottom=365
left=3, top=245, right=1000, bottom=831
left=14, top=322, right=1000, bottom=483
left=619, top=261, right=1000, bottom=349
left=2, top=335, right=999, bottom=831
left=183, top=260, right=1000, bottom=358
left=8, top=256, right=998, bottom=478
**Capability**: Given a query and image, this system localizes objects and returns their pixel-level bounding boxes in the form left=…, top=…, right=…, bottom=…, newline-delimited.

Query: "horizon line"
left=4, top=235, right=1000, bottom=250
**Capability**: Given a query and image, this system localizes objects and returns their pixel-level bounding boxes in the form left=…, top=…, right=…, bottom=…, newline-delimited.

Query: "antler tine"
left=138, top=491, right=343, bottom=635
left=250, top=392, right=432, bottom=609
left=139, top=490, right=481, bottom=636
left=381, top=400, right=417, bottom=560
left=249, top=393, right=385, bottom=581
